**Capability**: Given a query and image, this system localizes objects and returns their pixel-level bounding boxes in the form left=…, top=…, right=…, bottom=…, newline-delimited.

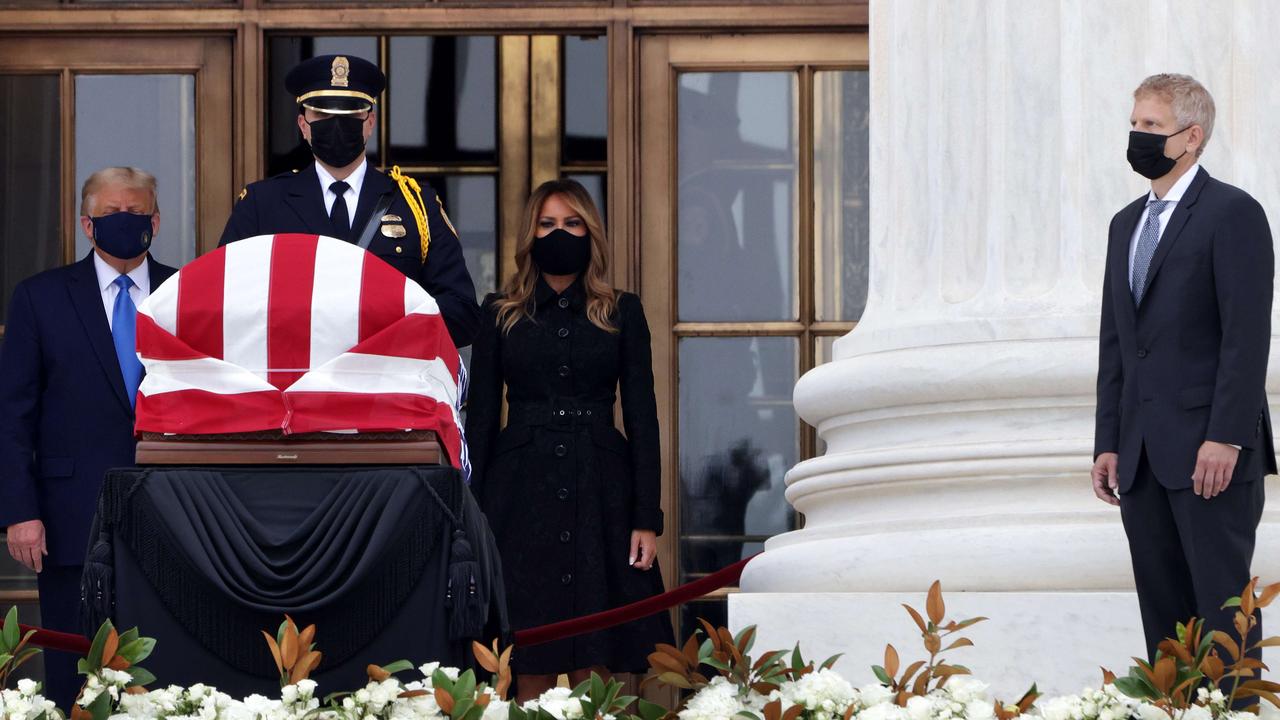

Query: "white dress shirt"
left=315, top=158, right=367, bottom=216
left=93, top=252, right=151, bottom=330
left=1128, top=163, right=1200, bottom=289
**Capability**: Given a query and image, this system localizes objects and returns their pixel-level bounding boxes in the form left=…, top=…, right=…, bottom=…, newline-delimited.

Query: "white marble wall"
left=733, top=0, right=1280, bottom=696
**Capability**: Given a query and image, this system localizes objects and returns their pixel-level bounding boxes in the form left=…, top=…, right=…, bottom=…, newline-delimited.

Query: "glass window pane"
left=562, top=35, right=607, bottom=164
left=389, top=36, right=497, bottom=165
left=679, top=337, right=797, bottom=578
left=267, top=37, right=380, bottom=176
left=419, top=173, right=497, bottom=301
left=565, top=172, right=606, bottom=223
left=815, top=70, right=870, bottom=321
left=677, top=72, right=798, bottom=322
left=75, top=74, right=196, bottom=269
left=1, top=75, right=60, bottom=326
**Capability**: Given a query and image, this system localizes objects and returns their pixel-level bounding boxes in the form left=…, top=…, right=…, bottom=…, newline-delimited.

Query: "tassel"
left=446, top=529, right=484, bottom=639
left=80, top=537, right=115, bottom=634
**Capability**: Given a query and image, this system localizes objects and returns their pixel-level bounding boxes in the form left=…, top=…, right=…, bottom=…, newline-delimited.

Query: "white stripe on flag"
left=140, top=357, right=277, bottom=396
left=310, top=238, right=363, bottom=368
left=287, top=352, right=459, bottom=407
left=405, top=281, right=440, bottom=317
left=142, top=271, right=179, bottom=333
left=221, top=237, right=273, bottom=379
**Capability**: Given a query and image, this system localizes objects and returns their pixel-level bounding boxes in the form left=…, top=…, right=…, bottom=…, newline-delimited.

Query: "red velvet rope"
left=3, top=553, right=757, bottom=655
left=4, top=624, right=92, bottom=655
left=513, top=553, right=758, bottom=647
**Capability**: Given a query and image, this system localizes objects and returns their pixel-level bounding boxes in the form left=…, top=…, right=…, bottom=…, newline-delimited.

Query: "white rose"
left=297, top=679, right=318, bottom=697
left=906, top=695, right=936, bottom=720
left=862, top=701, right=912, bottom=720
left=945, top=678, right=989, bottom=705
left=861, top=684, right=897, bottom=708
left=965, top=700, right=995, bottom=720
left=1133, top=703, right=1168, bottom=720
left=16, top=679, right=38, bottom=697
left=1181, top=706, right=1211, bottom=720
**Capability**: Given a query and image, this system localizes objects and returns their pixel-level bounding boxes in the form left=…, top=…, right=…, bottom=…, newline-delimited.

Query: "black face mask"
left=1127, top=126, right=1191, bottom=180
left=91, top=211, right=153, bottom=260
left=532, top=228, right=592, bottom=276
left=306, top=115, right=367, bottom=168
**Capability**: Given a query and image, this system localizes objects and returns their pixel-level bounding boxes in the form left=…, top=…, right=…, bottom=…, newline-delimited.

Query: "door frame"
left=0, top=35, right=234, bottom=262
left=637, top=32, right=868, bottom=598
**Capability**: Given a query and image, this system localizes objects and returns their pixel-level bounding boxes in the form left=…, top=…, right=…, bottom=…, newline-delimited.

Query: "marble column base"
left=728, top=591, right=1273, bottom=698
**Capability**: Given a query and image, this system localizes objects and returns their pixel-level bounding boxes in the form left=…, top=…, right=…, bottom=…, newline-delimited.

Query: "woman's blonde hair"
left=495, top=179, right=618, bottom=334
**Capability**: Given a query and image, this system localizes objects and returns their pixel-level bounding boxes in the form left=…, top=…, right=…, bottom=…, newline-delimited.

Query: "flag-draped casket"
left=81, top=235, right=505, bottom=696
left=134, top=233, right=463, bottom=468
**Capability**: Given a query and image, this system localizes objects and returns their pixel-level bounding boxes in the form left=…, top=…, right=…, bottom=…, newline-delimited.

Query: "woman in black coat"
left=465, top=179, right=670, bottom=700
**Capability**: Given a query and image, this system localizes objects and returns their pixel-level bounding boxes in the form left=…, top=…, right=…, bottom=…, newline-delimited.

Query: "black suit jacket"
left=217, top=162, right=481, bottom=347
left=0, top=253, right=178, bottom=565
left=1095, top=167, right=1277, bottom=492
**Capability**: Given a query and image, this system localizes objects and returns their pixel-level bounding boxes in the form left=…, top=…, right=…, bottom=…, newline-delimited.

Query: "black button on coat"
left=465, top=277, right=671, bottom=674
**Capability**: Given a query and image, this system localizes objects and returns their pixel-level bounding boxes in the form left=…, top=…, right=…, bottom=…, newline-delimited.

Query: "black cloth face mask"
left=1127, top=126, right=1191, bottom=180
left=91, top=211, right=153, bottom=260
left=531, top=228, right=593, bottom=276
left=307, top=115, right=368, bottom=168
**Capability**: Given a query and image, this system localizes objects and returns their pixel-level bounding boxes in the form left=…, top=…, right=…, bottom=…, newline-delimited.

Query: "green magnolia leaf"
left=455, top=669, right=478, bottom=699
left=86, top=686, right=113, bottom=720
left=591, top=672, right=606, bottom=702
left=735, top=712, right=762, bottom=720
left=638, top=699, right=668, bottom=720
left=872, top=665, right=892, bottom=685
left=77, top=657, right=93, bottom=676
left=1121, top=671, right=1162, bottom=696
left=1223, top=597, right=1243, bottom=609
left=453, top=696, right=476, bottom=720
left=507, top=704, right=529, bottom=720
left=3, top=606, right=19, bottom=650
left=791, top=646, right=804, bottom=671
left=0, top=652, right=11, bottom=666
left=820, top=653, right=843, bottom=670
left=86, top=621, right=115, bottom=673
left=734, top=625, right=758, bottom=655
left=127, top=666, right=157, bottom=688
left=118, top=637, right=156, bottom=665
left=433, top=668, right=456, bottom=692
left=381, top=659, right=415, bottom=675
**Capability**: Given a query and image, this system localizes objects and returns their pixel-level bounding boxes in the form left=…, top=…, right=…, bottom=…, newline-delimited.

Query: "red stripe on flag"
left=285, top=392, right=463, bottom=468
left=176, top=245, right=225, bottom=358
left=135, top=389, right=285, bottom=435
left=266, top=235, right=318, bottom=390
left=359, top=255, right=406, bottom=343
left=347, top=314, right=460, bottom=378
left=136, top=314, right=206, bottom=361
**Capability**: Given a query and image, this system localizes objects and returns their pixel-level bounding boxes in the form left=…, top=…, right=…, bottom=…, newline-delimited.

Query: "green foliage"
left=0, top=606, right=42, bottom=690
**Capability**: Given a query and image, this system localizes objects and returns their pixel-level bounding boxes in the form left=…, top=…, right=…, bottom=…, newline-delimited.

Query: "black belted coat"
left=464, top=277, right=670, bottom=673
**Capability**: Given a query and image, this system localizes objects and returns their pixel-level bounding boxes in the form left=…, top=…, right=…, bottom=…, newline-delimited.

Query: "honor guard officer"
left=218, top=54, right=481, bottom=347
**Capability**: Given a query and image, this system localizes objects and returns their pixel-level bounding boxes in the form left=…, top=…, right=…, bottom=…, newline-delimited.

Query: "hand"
left=629, top=529, right=657, bottom=571
left=1091, top=452, right=1119, bottom=506
left=6, top=519, right=46, bottom=573
left=1193, top=441, right=1239, bottom=499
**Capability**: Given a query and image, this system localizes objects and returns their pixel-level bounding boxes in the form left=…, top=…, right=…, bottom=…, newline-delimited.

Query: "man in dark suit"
left=1093, top=74, right=1274, bottom=664
left=218, top=53, right=481, bottom=348
left=0, top=167, right=178, bottom=709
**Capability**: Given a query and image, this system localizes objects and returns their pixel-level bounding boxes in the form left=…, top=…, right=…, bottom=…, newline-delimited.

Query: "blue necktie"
left=1131, top=199, right=1169, bottom=304
left=112, top=275, right=143, bottom=408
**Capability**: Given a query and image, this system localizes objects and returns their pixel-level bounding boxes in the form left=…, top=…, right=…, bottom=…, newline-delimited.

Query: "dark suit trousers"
left=1120, top=447, right=1264, bottom=665
left=36, top=565, right=83, bottom=712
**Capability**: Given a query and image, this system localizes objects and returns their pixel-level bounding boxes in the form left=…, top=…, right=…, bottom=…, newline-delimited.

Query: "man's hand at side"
left=1192, top=441, right=1238, bottom=499
left=1092, top=452, right=1120, bottom=506
left=6, top=519, right=46, bottom=573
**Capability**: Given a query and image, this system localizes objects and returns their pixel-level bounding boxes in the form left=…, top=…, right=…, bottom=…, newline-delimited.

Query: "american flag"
left=134, top=233, right=465, bottom=470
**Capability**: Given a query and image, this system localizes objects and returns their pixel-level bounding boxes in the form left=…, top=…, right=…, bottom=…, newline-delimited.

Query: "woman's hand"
left=629, top=529, right=657, bottom=570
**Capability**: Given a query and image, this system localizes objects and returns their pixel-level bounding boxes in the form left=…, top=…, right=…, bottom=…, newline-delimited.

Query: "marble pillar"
left=732, top=0, right=1280, bottom=697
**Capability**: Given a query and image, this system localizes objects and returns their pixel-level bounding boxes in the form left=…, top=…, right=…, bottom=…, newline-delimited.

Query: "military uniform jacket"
left=218, top=162, right=481, bottom=347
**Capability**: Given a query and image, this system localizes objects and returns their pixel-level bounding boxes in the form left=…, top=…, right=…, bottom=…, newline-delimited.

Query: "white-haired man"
left=0, top=167, right=177, bottom=709
left=1092, top=74, right=1274, bottom=665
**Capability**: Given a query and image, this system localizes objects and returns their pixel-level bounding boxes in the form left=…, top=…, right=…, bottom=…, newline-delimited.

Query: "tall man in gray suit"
left=1092, top=74, right=1274, bottom=663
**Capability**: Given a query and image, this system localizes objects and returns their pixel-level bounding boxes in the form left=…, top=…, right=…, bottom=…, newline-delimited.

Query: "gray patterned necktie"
left=1131, top=199, right=1170, bottom=304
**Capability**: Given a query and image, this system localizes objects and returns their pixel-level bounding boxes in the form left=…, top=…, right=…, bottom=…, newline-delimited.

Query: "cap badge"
left=331, top=56, right=350, bottom=88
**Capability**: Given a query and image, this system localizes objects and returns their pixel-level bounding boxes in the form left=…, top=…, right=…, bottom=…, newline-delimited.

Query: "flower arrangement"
left=1, top=579, right=1278, bottom=720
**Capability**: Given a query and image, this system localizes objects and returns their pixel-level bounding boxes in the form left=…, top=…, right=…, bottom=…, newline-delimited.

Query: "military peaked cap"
left=286, top=54, right=385, bottom=114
